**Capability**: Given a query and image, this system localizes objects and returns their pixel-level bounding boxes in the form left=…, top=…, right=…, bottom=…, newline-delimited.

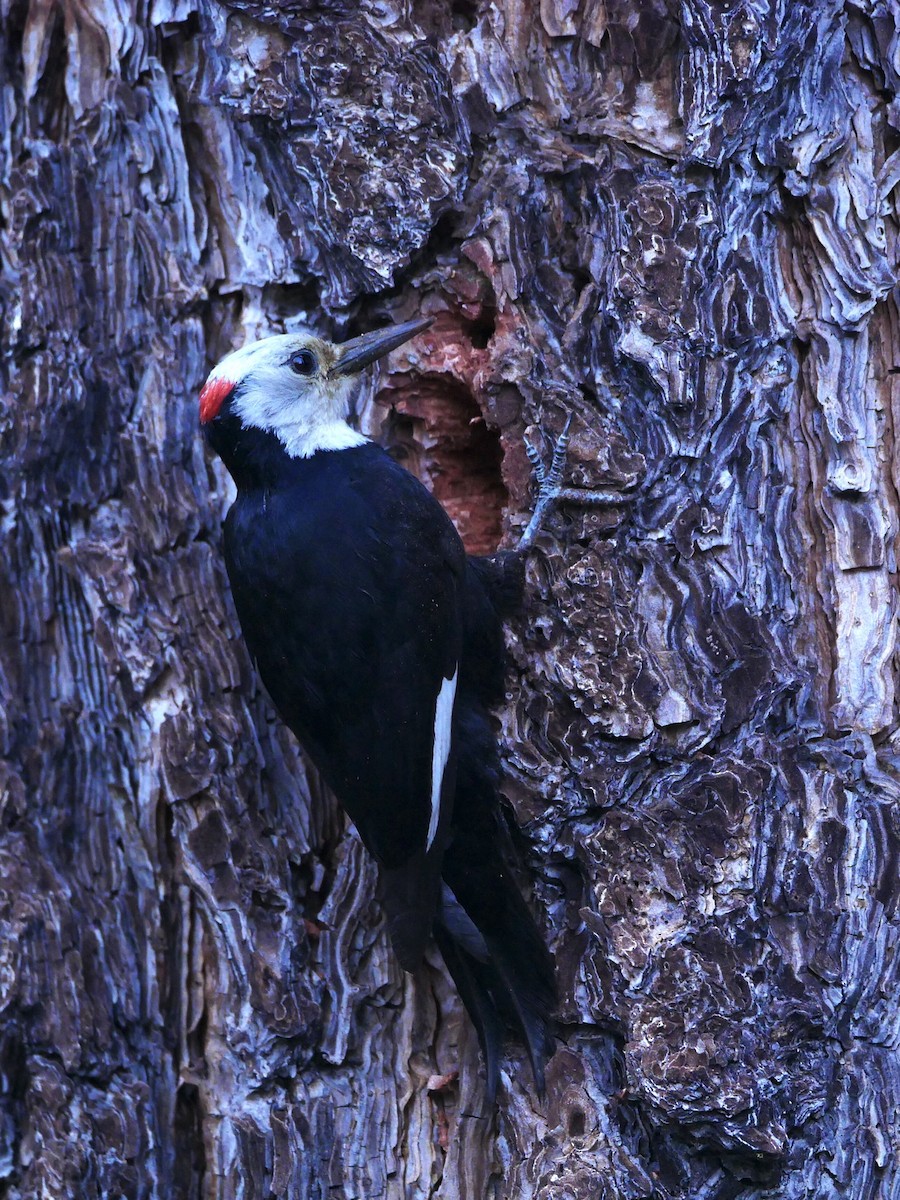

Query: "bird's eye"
left=290, top=349, right=317, bottom=377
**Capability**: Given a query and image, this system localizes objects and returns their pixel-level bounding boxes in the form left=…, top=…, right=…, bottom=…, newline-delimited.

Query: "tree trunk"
left=2, top=1, right=899, bottom=1196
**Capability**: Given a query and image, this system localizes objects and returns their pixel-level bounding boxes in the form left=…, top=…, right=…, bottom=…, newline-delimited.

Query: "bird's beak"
left=331, top=317, right=433, bottom=377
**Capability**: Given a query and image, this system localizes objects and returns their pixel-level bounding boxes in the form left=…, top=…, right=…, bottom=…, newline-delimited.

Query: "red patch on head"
left=199, top=377, right=235, bottom=424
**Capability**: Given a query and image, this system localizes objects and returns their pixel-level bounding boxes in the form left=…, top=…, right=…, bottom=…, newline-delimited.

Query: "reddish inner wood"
left=376, top=374, right=507, bottom=555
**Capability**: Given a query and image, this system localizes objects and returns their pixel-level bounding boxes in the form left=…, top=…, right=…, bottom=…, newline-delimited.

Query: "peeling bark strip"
left=1, top=0, right=899, bottom=1197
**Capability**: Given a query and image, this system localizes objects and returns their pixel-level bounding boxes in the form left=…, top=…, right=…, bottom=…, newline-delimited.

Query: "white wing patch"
left=427, top=668, right=458, bottom=851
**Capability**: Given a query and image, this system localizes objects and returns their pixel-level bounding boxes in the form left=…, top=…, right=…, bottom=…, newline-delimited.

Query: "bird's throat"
left=276, top=418, right=368, bottom=459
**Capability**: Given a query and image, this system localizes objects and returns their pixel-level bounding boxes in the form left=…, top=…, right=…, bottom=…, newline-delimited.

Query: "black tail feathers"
left=433, top=919, right=505, bottom=1101
left=435, top=873, right=556, bottom=1103
left=434, top=700, right=557, bottom=1101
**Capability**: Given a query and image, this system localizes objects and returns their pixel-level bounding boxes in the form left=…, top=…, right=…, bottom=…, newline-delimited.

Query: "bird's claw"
left=543, top=414, right=572, bottom=491
left=517, top=414, right=623, bottom=551
left=524, top=439, right=545, bottom=483
left=518, top=417, right=574, bottom=551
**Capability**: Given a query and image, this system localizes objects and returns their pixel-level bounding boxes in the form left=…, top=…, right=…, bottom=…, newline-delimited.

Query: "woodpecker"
left=200, top=317, right=557, bottom=1099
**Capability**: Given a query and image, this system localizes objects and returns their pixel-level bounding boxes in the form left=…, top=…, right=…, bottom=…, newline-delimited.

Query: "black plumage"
left=202, top=331, right=555, bottom=1098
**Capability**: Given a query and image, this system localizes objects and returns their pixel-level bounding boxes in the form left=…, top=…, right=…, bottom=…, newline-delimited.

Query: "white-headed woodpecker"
left=200, top=318, right=556, bottom=1099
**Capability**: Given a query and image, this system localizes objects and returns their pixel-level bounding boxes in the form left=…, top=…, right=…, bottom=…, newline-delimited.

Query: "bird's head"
left=199, top=317, right=431, bottom=459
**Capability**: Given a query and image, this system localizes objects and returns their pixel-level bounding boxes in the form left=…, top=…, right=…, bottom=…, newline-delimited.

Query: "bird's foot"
left=518, top=417, right=573, bottom=551
left=517, top=416, right=622, bottom=551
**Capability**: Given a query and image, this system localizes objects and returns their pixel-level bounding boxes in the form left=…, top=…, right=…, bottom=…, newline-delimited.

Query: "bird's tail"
left=435, top=710, right=556, bottom=1100
left=435, top=872, right=556, bottom=1102
left=433, top=908, right=505, bottom=1100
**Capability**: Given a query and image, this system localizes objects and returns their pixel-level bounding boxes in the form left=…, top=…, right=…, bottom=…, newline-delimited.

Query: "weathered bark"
left=2, top=0, right=899, bottom=1196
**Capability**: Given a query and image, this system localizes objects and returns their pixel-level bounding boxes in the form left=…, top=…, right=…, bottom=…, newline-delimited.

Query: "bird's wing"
left=224, top=446, right=465, bottom=967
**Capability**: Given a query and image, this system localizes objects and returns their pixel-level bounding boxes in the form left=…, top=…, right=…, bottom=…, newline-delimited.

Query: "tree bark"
left=2, top=1, right=899, bottom=1197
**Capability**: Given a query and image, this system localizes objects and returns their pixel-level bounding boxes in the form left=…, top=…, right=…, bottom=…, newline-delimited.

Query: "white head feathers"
left=200, top=332, right=366, bottom=458
left=200, top=318, right=432, bottom=459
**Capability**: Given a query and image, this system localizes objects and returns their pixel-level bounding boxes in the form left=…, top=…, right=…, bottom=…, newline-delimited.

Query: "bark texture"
left=2, top=1, right=900, bottom=1197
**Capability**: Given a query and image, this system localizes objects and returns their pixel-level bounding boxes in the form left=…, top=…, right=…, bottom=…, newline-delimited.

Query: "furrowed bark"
left=1, top=1, right=899, bottom=1197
